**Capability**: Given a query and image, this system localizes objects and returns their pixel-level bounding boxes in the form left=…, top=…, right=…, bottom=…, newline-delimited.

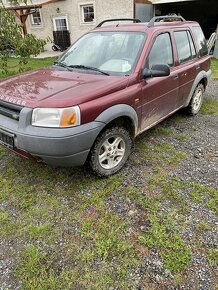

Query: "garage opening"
left=154, top=0, right=218, bottom=39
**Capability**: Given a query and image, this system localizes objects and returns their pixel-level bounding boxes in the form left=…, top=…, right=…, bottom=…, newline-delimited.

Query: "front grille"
left=0, top=129, right=14, bottom=148
left=0, top=100, right=22, bottom=120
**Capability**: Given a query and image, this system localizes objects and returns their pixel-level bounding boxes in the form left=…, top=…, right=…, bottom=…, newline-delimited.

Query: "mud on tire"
left=89, top=126, right=132, bottom=177
left=185, top=83, right=204, bottom=115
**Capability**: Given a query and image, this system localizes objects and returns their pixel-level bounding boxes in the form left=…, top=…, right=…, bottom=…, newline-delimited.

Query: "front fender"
left=95, top=104, right=138, bottom=136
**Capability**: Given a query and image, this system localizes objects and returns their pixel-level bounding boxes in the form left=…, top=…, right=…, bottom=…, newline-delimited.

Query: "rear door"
left=192, top=26, right=210, bottom=73
left=173, top=29, right=198, bottom=107
left=140, top=32, right=179, bottom=130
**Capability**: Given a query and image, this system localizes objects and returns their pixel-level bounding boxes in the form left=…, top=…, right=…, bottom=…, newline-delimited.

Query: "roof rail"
left=96, top=18, right=141, bottom=28
left=148, top=15, right=186, bottom=28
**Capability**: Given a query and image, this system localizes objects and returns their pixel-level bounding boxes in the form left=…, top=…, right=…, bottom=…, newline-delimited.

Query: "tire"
left=52, top=45, right=58, bottom=51
left=185, top=84, right=204, bottom=116
left=89, top=126, right=132, bottom=177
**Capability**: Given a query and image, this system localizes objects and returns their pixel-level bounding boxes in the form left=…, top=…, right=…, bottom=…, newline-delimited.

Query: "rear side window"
left=174, top=31, right=193, bottom=64
left=147, top=33, right=173, bottom=69
left=192, top=26, right=208, bottom=56
left=187, top=31, right=197, bottom=58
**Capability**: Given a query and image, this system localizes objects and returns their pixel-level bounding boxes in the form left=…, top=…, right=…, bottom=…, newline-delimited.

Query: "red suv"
left=0, top=16, right=211, bottom=176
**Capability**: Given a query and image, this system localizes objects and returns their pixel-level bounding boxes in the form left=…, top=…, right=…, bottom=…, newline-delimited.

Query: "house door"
left=53, top=16, right=71, bottom=50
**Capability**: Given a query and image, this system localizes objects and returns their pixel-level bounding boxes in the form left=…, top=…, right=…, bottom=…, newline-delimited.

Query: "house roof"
left=151, top=0, right=195, bottom=3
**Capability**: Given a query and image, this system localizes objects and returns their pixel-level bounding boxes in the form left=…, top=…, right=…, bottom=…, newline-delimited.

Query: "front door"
left=140, top=32, right=179, bottom=131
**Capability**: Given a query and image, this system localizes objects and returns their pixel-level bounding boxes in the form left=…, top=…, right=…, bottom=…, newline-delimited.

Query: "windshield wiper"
left=68, top=65, right=110, bottom=76
left=54, top=62, right=110, bottom=76
left=53, top=61, right=72, bottom=71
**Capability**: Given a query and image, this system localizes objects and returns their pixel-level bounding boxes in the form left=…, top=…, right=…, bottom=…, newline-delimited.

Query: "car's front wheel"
left=89, top=126, right=132, bottom=177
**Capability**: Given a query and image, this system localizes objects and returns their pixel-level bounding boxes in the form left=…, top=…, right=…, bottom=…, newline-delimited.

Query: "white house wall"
left=26, top=0, right=134, bottom=50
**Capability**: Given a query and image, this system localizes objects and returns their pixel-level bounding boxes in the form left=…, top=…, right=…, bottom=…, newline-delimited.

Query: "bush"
left=0, top=6, right=46, bottom=74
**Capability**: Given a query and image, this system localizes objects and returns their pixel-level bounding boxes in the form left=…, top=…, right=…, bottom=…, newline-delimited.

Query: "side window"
left=192, top=26, right=208, bottom=56
left=147, top=33, right=173, bottom=69
left=187, top=31, right=197, bottom=59
left=174, top=31, right=192, bottom=64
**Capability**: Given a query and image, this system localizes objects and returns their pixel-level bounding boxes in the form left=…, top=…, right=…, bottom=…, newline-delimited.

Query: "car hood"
left=0, top=67, right=130, bottom=108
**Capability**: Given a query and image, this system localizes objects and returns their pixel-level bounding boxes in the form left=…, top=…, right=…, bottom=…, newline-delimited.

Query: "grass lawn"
left=211, top=57, right=218, bottom=79
left=0, top=117, right=217, bottom=289
left=0, top=56, right=218, bottom=289
left=0, top=57, right=56, bottom=79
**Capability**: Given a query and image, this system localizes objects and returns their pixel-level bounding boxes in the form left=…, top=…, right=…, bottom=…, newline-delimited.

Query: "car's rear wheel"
left=89, top=126, right=132, bottom=177
left=185, top=83, right=204, bottom=115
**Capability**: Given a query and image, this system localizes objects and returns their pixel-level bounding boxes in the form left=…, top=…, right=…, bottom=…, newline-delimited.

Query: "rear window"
left=174, top=30, right=197, bottom=64
left=192, top=26, right=208, bottom=56
left=187, top=31, right=197, bottom=59
left=174, top=31, right=192, bottom=64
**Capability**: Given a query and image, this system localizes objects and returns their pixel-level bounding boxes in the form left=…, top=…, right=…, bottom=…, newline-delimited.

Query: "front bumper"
left=0, top=107, right=105, bottom=167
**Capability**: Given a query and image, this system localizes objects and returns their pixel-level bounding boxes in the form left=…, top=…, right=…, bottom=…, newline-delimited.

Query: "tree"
left=0, top=4, right=46, bottom=75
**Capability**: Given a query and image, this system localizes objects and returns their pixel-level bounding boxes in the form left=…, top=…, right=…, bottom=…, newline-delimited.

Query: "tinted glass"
left=192, top=26, right=208, bottom=56
left=147, top=33, right=173, bottom=68
left=174, top=31, right=192, bottom=63
left=187, top=31, right=197, bottom=58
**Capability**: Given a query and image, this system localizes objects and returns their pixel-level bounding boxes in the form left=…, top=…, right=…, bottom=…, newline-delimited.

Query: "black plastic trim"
left=0, top=100, right=23, bottom=111
left=0, top=105, right=20, bottom=120
left=0, top=128, right=14, bottom=148
left=0, top=100, right=21, bottom=120
left=96, top=18, right=141, bottom=28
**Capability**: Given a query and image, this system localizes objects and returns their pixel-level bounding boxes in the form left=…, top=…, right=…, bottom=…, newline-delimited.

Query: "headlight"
left=32, top=106, right=81, bottom=127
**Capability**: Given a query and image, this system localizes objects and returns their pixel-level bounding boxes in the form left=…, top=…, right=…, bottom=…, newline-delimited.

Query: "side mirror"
left=143, top=64, right=170, bottom=78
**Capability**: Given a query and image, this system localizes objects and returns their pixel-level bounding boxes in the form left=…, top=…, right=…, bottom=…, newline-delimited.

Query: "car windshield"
left=58, top=31, right=146, bottom=75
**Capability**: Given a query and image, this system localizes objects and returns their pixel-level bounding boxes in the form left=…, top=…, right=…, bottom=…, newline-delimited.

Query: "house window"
left=31, top=10, right=42, bottom=26
left=81, top=4, right=95, bottom=23
left=53, top=16, right=68, bottom=31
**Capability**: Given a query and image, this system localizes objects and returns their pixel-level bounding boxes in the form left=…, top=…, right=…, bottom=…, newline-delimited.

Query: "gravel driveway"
left=128, top=79, right=218, bottom=289
left=0, top=79, right=217, bottom=290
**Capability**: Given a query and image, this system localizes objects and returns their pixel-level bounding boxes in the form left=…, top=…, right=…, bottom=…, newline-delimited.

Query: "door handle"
left=172, top=74, right=178, bottom=80
left=195, top=64, right=200, bottom=70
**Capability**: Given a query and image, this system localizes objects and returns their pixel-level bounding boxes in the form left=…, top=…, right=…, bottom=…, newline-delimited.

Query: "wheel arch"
left=185, top=70, right=211, bottom=107
left=95, top=104, right=138, bottom=138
